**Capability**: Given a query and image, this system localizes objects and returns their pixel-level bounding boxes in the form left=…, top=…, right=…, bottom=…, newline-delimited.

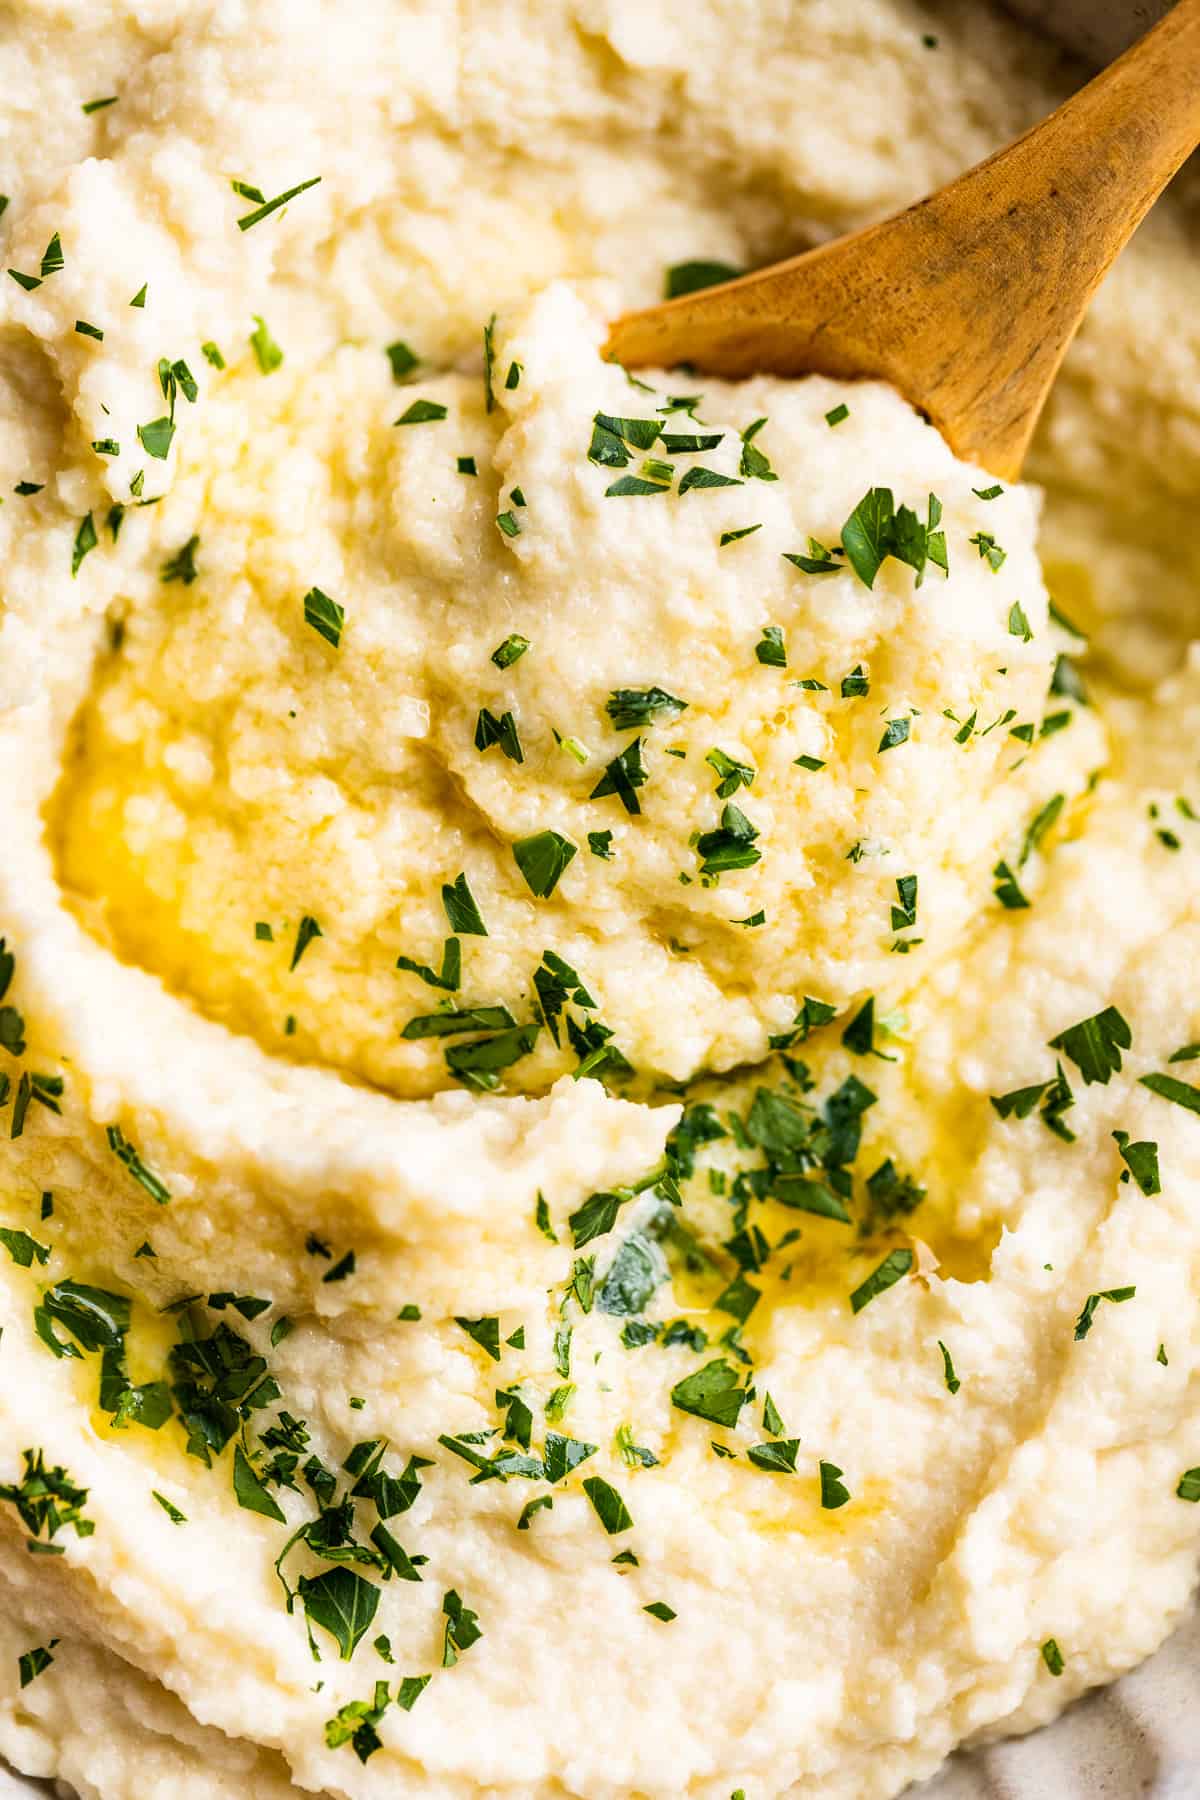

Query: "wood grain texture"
left=605, top=0, right=1200, bottom=477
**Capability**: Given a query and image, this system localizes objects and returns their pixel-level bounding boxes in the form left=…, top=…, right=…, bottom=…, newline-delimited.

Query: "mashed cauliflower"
left=0, top=5, right=1199, bottom=1800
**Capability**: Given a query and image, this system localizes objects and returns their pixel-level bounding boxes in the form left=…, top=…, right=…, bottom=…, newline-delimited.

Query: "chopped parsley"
left=1140, top=1072, right=1200, bottom=1115
left=491, top=633, right=529, bottom=669
left=993, top=859, right=1030, bottom=909
left=1047, top=1005, right=1131, bottom=1086
left=232, top=1444, right=285, bottom=1522
left=606, top=686, right=687, bottom=731
left=706, top=748, right=755, bottom=798
left=582, top=1475, right=633, bottom=1534
left=719, top=524, right=763, bottom=547
left=990, top=1064, right=1076, bottom=1141
left=474, top=707, right=523, bottom=763
left=385, top=340, right=418, bottom=381
left=1074, top=1286, right=1136, bottom=1340
left=664, top=259, right=742, bottom=298
left=454, top=1315, right=501, bottom=1361
left=1020, top=794, right=1064, bottom=866
left=739, top=417, right=778, bottom=482
left=236, top=175, right=321, bottom=231
left=891, top=874, right=918, bottom=932
left=39, top=232, right=63, bottom=277
left=106, top=1123, right=170, bottom=1204
left=325, top=1679, right=395, bottom=1763
left=969, top=530, right=1006, bottom=571
left=289, top=915, right=323, bottom=970
left=818, top=1459, right=850, bottom=1507
left=299, top=1566, right=379, bottom=1661
left=0, top=1449, right=93, bottom=1549
left=18, top=1644, right=56, bottom=1687
left=137, top=416, right=175, bottom=459
left=396, top=937, right=461, bottom=992
left=849, top=1248, right=913, bottom=1314
left=512, top=830, right=577, bottom=898
left=678, top=465, right=741, bottom=494
left=394, top=398, right=446, bottom=426
left=442, top=873, right=487, bottom=936
left=161, top=536, right=200, bottom=586
left=1041, top=1639, right=1065, bottom=1677
left=1008, top=601, right=1033, bottom=642
left=605, top=467, right=671, bottom=498
left=877, top=718, right=910, bottom=753
left=249, top=315, right=283, bottom=374
left=784, top=537, right=842, bottom=575
left=747, top=1438, right=800, bottom=1474
left=303, top=586, right=343, bottom=648
left=441, top=1589, right=482, bottom=1667
left=0, top=1228, right=48, bottom=1268
left=71, top=512, right=98, bottom=577
left=1112, top=1129, right=1160, bottom=1196
left=938, top=1340, right=961, bottom=1394
left=841, top=488, right=946, bottom=588
left=696, top=802, right=761, bottom=876
left=670, top=1358, right=745, bottom=1429
left=589, top=412, right=660, bottom=467
left=590, top=738, right=648, bottom=814
left=755, top=625, right=787, bottom=668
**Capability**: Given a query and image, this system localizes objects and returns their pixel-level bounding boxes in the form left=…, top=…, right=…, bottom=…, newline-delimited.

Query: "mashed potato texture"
left=1, top=5, right=1199, bottom=1800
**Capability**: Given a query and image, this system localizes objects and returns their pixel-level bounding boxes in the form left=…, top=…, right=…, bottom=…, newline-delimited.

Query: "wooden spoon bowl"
left=606, top=0, right=1200, bottom=477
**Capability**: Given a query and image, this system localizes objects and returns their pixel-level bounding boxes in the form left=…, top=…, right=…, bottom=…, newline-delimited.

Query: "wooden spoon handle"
left=605, top=0, right=1200, bottom=476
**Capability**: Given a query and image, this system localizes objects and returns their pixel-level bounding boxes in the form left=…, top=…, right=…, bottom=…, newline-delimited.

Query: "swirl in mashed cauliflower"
left=1, top=6, right=1200, bottom=1800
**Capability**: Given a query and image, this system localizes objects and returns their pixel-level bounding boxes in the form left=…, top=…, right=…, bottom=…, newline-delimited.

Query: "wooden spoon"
left=604, top=0, right=1200, bottom=478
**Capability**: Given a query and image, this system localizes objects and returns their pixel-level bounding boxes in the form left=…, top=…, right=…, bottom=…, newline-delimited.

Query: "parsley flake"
left=849, top=1248, right=913, bottom=1313
left=512, top=830, right=577, bottom=898
left=236, top=175, right=321, bottom=231
left=818, top=1459, right=850, bottom=1507
left=394, top=398, right=446, bottom=426
left=1074, top=1286, right=1136, bottom=1340
left=491, top=633, right=529, bottom=670
left=938, top=1340, right=961, bottom=1394
left=289, top=915, right=323, bottom=970
left=303, top=587, right=343, bottom=648
left=1048, top=1006, right=1131, bottom=1086
left=582, top=1475, right=633, bottom=1534
left=442, top=873, right=487, bottom=937
left=1140, top=1072, right=1200, bottom=1115
left=249, top=316, right=283, bottom=374
left=664, top=259, right=742, bottom=298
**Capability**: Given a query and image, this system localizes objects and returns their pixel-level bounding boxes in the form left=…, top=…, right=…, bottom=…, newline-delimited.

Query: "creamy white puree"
left=0, top=6, right=1199, bottom=1800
